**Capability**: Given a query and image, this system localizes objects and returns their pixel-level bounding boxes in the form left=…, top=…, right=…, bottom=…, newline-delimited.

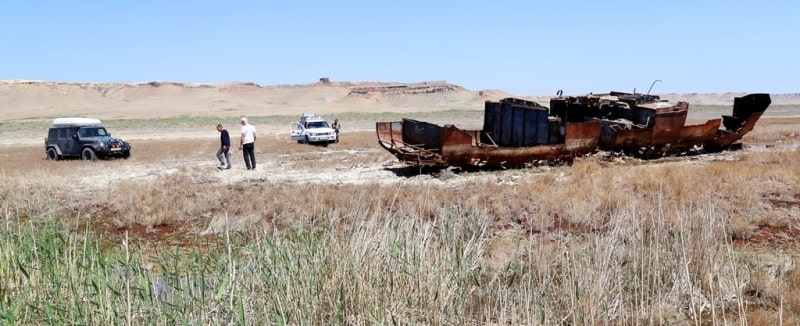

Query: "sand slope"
left=3, top=80, right=797, bottom=121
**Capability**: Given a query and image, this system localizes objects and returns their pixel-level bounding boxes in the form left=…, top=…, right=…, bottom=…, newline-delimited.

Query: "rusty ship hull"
left=550, top=92, right=771, bottom=156
left=377, top=93, right=771, bottom=168
left=377, top=98, right=602, bottom=168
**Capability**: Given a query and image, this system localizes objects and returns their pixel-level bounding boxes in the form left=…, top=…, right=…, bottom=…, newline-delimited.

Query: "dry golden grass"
left=3, top=125, right=798, bottom=244
left=744, top=117, right=800, bottom=144
left=2, top=117, right=799, bottom=323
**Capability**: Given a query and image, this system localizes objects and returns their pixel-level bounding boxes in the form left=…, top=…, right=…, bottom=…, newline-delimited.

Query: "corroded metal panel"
left=441, top=121, right=601, bottom=168
left=705, top=93, right=771, bottom=150
left=674, top=119, right=722, bottom=151
left=650, top=104, right=688, bottom=144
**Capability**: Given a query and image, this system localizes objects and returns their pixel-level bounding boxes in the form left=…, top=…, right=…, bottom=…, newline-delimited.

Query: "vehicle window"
left=79, top=127, right=108, bottom=137
left=308, top=121, right=329, bottom=128
left=49, top=129, right=58, bottom=141
left=58, top=129, right=67, bottom=139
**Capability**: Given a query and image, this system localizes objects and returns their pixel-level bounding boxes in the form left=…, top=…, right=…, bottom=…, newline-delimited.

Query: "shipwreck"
left=376, top=91, right=771, bottom=169
left=550, top=91, right=772, bottom=156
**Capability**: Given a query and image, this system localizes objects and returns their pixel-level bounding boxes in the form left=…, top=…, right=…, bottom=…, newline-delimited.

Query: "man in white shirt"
left=239, top=117, right=257, bottom=170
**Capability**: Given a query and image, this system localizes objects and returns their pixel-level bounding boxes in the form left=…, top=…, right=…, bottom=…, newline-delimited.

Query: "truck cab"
left=290, top=113, right=338, bottom=146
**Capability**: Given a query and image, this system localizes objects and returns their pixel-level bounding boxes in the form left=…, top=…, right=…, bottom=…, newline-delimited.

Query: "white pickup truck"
left=290, top=113, right=338, bottom=146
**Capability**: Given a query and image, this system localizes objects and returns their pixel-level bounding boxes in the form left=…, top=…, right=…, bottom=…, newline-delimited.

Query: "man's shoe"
left=225, top=165, right=231, bottom=170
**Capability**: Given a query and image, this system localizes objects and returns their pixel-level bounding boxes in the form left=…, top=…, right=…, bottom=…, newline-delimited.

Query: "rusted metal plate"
left=650, top=105, right=689, bottom=143
left=442, top=121, right=601, bottom=168
left=706, top=111, right=766, bottom=150
left=376, top=121, right=402, bottom=146
left=705, top=93, right=771, bottom=150
left=564, top=121, right=602, bottom=150
left=608, top=107, right=691, bottom=150
left=675, top=119, right=722, bottom=150
left=377, top=120, right=446, bottom=167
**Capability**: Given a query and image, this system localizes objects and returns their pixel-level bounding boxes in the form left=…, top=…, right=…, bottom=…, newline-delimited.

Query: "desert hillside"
left=2, top=79, right=798, bottom=121
left=0, top=80, right=490, bottom=121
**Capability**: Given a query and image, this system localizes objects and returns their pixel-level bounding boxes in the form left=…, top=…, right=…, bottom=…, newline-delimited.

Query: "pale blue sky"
left=2, top=1, right=798, bottom=95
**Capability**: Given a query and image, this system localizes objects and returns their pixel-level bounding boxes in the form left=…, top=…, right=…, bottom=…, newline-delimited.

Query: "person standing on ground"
left=216, top=124, right=232, bottom=169
left=332, top=118, right=341, bottom=143
left=239, top=117, right=257, bottom=170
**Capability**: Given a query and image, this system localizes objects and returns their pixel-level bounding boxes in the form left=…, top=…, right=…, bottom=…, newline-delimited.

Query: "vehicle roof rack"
left=51, top=117, right=102, bottom=127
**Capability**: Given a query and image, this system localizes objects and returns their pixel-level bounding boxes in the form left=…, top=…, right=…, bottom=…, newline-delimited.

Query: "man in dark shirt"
left=216, top=124, right=231, bottom=169
left=332, top=118, right=341, bottom=143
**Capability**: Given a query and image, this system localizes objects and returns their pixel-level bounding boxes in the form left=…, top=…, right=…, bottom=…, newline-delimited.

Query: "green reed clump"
left=1, top=203, right=492, bottom=324
left=1, top=217, right=121, bottom=324
left=0, top=215, right=233, bottom=325
left=1, top=181, right=794, bottom=324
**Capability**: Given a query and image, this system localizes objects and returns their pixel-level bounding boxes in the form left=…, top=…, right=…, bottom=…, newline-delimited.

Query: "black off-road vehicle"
left=45, top=118, right=131, bottom=161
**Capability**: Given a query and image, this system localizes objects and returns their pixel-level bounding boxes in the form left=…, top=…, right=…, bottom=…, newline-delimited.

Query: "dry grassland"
left=1, top=115, right=799, bottom=324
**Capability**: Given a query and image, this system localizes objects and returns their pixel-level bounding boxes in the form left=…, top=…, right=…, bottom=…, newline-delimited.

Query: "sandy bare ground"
left=30, top=127, right=798, bottom=200
left=74, top=145, right=408, bottom=188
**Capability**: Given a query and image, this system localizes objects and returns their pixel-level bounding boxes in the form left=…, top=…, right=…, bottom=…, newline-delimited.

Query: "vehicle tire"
left=122, top=150, right=131, bottom=159
left=82, top=147, right=97, bottom=161
left=322, top=142, right=328, bottom=147
left=47, top=147, right=60, bottom=161
left=305, top=135, right=310, bottom=144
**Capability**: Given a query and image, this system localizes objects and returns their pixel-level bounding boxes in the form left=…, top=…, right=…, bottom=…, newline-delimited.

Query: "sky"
left=2, top=1, right=798, bottom=96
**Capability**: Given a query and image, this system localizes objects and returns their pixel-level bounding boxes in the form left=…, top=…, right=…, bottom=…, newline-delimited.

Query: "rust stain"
left=735, top=224, right=800, bottom=250
left=116, top=223, right=184, bottom=238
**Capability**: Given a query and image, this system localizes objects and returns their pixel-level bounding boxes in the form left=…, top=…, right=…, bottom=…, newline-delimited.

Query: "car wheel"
left=305, top=135, right=310, bottom=144
left=122, top=150, right=131, bottom=159
left=82, top=148, right=97, bottom=161
left=47, top=147, right=60, bottom=161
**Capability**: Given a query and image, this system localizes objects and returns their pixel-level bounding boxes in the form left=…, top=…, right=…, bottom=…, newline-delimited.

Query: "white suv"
left=290, top=113, right=338, bottom=146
